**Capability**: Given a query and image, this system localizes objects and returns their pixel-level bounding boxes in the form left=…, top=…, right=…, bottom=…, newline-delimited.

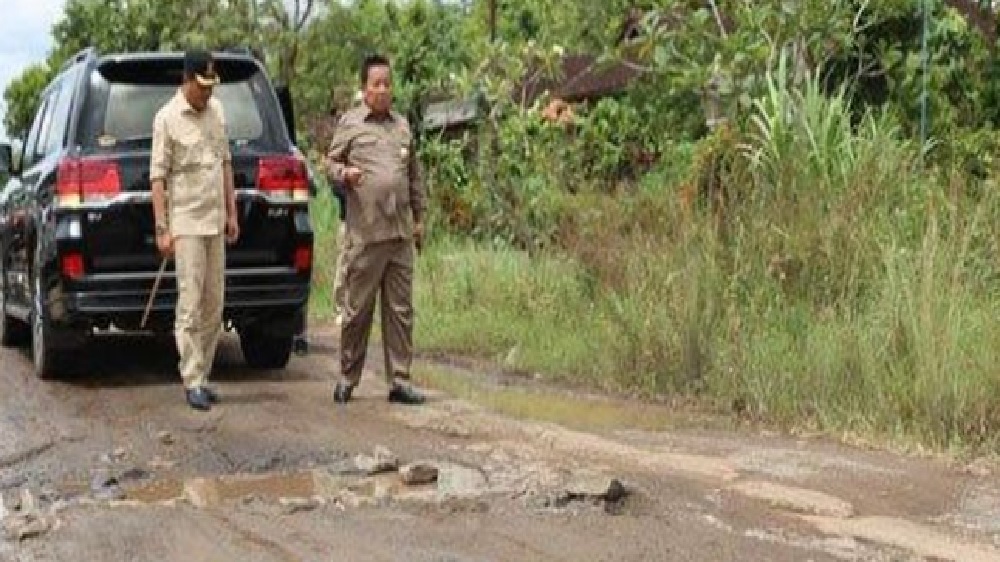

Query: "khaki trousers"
left=174, top=235, right=225, bottom=389
left=340, top=238, right=414, bottom=386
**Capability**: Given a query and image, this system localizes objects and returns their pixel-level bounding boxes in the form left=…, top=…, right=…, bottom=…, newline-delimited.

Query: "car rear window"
left=104, top=82, right=264, bottom=143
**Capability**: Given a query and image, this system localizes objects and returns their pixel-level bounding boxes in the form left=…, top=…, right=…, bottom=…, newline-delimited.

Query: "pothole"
left=48, top=454, right=633, bottom=520
left=54, top=460, right=486, bottom=511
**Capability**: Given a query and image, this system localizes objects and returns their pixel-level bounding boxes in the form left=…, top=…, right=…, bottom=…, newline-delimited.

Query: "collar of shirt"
left=360, top=103, right=395, bottom=124
left=174, top=89, right=201, bottom=116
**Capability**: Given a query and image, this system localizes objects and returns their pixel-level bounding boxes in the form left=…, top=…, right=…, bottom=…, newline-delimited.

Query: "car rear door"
left=69, top=55, right=312, bottom=278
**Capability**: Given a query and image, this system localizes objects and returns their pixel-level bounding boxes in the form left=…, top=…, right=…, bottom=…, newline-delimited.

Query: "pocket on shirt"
left=174, top=128, right=204, bottom=169
left=352, top=134, right=378, bottom=149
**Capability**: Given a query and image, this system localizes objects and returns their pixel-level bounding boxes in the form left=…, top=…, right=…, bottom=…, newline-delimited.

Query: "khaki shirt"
left=326, top=105, right=425, bottom=244
left=150, top=91, right=231, bottom=237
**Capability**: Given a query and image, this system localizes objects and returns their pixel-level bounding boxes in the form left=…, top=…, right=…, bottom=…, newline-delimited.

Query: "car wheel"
left=31, top=274, right=64, bottom=379
left=239, top=327, right=293, bottom=370
left=0, top=268, right=29, bottom=347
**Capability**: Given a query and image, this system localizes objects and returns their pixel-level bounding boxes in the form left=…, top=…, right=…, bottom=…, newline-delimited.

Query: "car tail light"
left=61, top=252, right=84, bottom=279
left=56, top=157, right=122, bottom=206
left=293, top=246, right=312, bottom=273
left=258, top=156, right=309, bottom=202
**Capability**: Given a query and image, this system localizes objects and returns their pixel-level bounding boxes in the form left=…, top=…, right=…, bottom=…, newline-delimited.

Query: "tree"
left=3, top=65, right=53, bottom=139
left=4, top=0, right=318, bottom=139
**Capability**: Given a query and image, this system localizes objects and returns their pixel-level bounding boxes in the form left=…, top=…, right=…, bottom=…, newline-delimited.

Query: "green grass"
left=307, top=186, right=341, bottom=323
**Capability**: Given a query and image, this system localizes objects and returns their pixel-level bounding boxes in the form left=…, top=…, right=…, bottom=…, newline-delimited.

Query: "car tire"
left=31, top=271, right=66, bottom=380
left=0, top=268, right=29, bottom=348
left=240, top=327, right=293, bottom=370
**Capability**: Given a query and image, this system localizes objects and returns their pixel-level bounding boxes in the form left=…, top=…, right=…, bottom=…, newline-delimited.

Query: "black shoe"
left=200, top=386, right=220, bottom=404
left=388, top=384, right=425, bottom=405
left=185, top=388, right=211, bottom=411
left=333, top=382, right=354, bottom=404
left=293, top=336, right=309, bottom=356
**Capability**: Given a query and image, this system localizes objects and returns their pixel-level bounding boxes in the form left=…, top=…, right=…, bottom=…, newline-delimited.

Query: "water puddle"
left=125, top=470, right=330, bottom=506
left=415, top=366, right=723, bottom=433
left=64, top=465, right=465, bottom=510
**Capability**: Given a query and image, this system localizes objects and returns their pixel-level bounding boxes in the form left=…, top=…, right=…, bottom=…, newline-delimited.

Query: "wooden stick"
left=140, top=257, right=169, bottom=330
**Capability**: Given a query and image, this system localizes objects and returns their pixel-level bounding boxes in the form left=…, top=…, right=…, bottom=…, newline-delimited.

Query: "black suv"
left=0, top=48, right=314, bottom=378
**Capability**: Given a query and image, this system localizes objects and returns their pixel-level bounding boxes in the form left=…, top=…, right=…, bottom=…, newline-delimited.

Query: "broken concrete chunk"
left=183, top=478, right=221, bottom=509
left=400, top=462, right=439, bottom=486
left=2, top=513, right=52, bottom=541
left=119, top=467, right=151, bottom=483
left=90, top=469, right=126, bottom=502
left=100, top=447, right=128, bottom=464
left=565, top=472, right=628, bottom=502
left=436, top=464, right=489, bottom=499
left=324, top=458, right=365, bottom=476
left=19, top=489, right=36, bottom=513
left=354, top=446, right=399, bottom=475
left=2, top=489, right=54, bottom=542
left=279, top=496, right=321, bottom=515
left=148, top=457, right=177, bottom=470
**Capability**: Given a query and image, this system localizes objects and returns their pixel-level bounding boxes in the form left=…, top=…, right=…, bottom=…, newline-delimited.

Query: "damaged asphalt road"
left=1, top=328, right=999, bottom=561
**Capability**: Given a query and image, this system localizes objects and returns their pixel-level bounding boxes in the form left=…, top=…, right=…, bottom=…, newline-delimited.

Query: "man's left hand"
left=226, top=216, right=240, bottom=244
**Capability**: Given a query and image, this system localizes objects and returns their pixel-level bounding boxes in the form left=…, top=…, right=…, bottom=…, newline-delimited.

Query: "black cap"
left=184, top=49, right=220, bottom=86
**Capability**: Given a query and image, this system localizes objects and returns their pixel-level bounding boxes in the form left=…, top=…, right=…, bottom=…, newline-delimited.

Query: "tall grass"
left=309, top=52, right=1000, bottom=450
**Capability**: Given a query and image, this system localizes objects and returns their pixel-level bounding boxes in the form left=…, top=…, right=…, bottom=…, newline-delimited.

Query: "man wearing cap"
left=324, top=54, right=426, bottom=405
left=150, top=50, right=239, bottom=411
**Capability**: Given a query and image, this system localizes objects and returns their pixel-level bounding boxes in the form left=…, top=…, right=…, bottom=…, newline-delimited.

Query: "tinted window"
left=41, top=70, right=77, bottom=156
left=21, top=95, right=51, bottom=170
left=103, top=82, right=264, bottom=142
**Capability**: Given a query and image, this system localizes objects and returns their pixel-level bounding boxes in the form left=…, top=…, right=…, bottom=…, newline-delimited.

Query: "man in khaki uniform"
left=330, top=90, right=364, bottom=327
left=325, top=54, right=426, bottom=405
left=150, top=50, right=239, bottom=411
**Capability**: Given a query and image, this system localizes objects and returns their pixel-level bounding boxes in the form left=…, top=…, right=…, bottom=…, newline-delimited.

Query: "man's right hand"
left=156, top=233, right=174, bottom=257
left=343, top=166, right=363, bottom=187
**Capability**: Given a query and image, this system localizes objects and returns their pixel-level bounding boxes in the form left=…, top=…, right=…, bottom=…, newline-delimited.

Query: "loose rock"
left=279, top=496, right=321, bottom=515
left=400, top=462, right=439, bottom=486
left=2, top=513, right=52, bottom=541
left=90, top=470, right=126, bottom=501
left=354, top=446, right=399, bottom=475
left=565, top=472, right=628, bottom=502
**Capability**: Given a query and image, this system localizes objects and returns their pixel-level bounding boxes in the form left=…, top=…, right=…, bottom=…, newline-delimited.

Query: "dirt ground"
left=1, top=324, right=999, bottom=561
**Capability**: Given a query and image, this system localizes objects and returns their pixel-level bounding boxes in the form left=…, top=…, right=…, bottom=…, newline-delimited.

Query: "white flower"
left=553, top=45, right=564, bottom=56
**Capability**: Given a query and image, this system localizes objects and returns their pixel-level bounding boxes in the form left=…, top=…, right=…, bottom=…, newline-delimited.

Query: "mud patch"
left=803, top=515, right=1000, bottom=562
left=731, top=448, right=903, bottom=480
left=728, top=480, right=855, bottom=518
left=943, top=482, right=1000, bottom=535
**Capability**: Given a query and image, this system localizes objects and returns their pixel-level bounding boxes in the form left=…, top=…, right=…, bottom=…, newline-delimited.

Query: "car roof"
left=96, top=50, right=259, bottom=66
